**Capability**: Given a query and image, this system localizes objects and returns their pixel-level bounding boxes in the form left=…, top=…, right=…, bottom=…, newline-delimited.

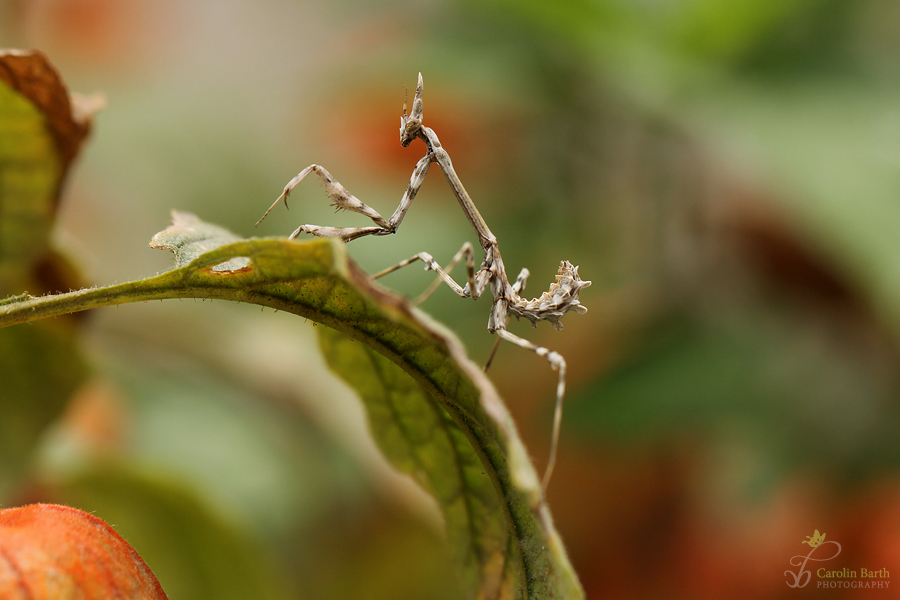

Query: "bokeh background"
left=3, top=0, right=900, bottom=597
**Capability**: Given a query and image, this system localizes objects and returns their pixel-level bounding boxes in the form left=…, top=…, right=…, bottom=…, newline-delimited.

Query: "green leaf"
left=317, top=327, right=510, bottom=597
left=0, top=49, right=93, bottom=293
left=0, top=213, right=584, bottom=599
left=149, top=210, right=244, bottom=269
left=0, top=58, right=59, bottom=290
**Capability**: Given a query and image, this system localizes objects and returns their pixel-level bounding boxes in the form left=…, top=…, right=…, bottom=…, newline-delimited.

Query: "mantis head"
left=400, top=72, right=424, bottom=147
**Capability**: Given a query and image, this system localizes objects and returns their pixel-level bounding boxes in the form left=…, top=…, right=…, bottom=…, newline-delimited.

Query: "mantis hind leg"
left=494, top=328, right=566, bottom=492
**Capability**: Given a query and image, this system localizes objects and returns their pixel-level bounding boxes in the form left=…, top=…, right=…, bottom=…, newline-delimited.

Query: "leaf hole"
left=209, top=257, right=252, bottom=272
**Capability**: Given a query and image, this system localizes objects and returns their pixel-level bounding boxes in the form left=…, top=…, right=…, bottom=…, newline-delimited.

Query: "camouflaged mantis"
left=258, top=73, right=590, bottom=490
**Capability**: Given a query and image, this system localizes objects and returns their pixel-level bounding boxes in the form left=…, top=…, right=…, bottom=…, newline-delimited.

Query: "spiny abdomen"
left=510, top=261, right=591, bottom=330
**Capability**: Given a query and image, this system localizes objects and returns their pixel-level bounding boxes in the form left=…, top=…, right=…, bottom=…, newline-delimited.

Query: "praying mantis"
left=257, top=74, right=590, bottom=490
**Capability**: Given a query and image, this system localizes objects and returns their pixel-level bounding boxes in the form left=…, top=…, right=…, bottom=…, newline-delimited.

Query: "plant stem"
left=0, top=276, right=189, bottom=328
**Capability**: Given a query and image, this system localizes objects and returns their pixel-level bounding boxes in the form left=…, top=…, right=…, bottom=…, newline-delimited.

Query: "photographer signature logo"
left=785, top=530, right=890, bottom=590
left=786, top=530, right=842, bottom=588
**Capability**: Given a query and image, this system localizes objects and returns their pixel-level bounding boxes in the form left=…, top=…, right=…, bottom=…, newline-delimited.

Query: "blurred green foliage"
left=0, top=52, right=87, bottom=500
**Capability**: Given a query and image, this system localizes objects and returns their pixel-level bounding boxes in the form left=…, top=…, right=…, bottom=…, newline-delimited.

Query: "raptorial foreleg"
left=258, top=164, right=388, bottom=227
left=258, top=155, right=433, bottom=243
